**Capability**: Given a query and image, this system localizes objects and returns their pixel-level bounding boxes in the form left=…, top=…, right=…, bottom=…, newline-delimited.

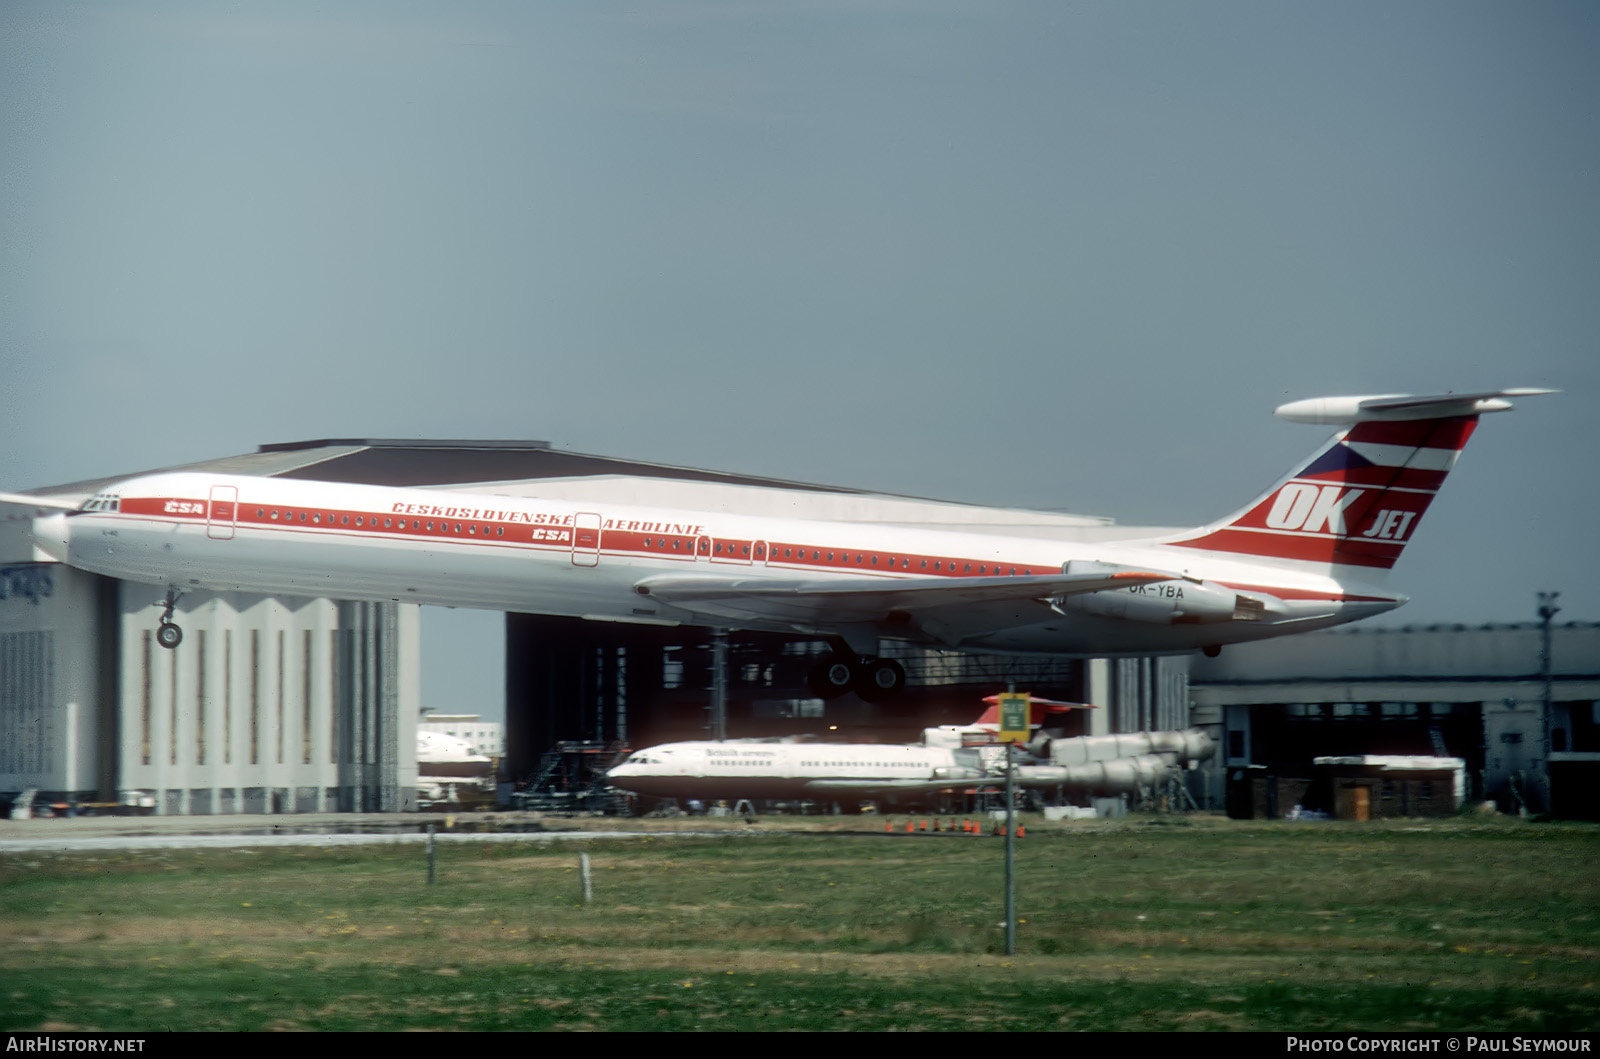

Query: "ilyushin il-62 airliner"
left=6, top=389, right=1552, bottom=701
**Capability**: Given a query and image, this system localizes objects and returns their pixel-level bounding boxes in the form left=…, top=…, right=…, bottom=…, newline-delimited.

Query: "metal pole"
left=426, top=824, right=436, bottom=888
left=1537, top=591, right=1560, bottom=813
left=615, top=646, right=627, bottom=747
left=1004, top=682, right=1016, bottom=956
left=709, top=627, right=729, bottom=742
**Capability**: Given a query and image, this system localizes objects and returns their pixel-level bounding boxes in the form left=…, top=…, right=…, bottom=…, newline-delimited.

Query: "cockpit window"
left=80, top=492, right=121, bottom=513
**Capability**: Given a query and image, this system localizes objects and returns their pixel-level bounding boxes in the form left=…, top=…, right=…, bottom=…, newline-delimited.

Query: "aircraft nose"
left=32, top=513, right=71, bottom=564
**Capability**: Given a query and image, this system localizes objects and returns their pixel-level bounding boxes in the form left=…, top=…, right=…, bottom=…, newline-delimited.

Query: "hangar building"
left=0, top=439, right=1187, bottom=815
left=1192, top=620, right=1600, bottom=818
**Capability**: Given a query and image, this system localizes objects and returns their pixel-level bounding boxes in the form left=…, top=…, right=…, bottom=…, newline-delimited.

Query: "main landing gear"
left=807, top=654, right=906, bottom=702
left=154, top=589, right=183, bottom=650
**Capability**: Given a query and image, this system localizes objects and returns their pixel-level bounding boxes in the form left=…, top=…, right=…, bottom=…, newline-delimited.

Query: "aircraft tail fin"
left=1165, top=389, right=1554, bottom=573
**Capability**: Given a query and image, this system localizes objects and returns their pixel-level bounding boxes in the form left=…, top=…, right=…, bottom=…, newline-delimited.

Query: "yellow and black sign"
left=997, top=692, right=1031, bottom=743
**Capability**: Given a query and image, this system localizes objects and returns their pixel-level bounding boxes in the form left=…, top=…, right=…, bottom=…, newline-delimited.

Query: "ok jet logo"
left=1361, top=509, right=1417, bottom=541
left=1265, top=483, right=1365, bottom=535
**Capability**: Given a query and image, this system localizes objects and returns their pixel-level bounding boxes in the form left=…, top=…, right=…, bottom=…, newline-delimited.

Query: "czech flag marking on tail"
left=1167, top=389, right=1554, bottom=573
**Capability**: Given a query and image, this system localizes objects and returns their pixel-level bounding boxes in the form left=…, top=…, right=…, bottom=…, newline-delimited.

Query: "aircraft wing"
left=0, top=493, right=79, bottom=563
left=0, top=492, right=79, bottom=519
left=632, top=568, right=1177, bottom=634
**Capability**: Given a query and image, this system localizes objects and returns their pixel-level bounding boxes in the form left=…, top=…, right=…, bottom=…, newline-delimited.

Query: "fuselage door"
left=572, top=512, right=602, bottom=567
left=207, top=485, right=238, bottom=540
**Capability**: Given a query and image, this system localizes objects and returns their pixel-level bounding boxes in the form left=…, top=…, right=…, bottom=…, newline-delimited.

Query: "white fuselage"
left=606, top=741, right=983, bottom=799
left=607, top=729, right=1220, bottom=800
left=37, top=471, right=1401, bottom=656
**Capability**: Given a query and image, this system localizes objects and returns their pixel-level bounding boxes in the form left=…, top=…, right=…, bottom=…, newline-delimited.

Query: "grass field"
left=3, top=815, right=1597, bottom=1032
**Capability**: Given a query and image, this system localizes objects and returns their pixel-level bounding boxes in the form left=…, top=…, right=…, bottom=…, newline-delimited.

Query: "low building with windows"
left=1191, top=621, right=1600, bottom=818
left=419, top=713, right=502, bottom=757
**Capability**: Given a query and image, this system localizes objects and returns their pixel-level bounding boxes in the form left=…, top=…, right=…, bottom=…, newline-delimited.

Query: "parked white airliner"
left=7, top=389, right=1551, bottom=700
left=605, top=729, right=1216, bottom=801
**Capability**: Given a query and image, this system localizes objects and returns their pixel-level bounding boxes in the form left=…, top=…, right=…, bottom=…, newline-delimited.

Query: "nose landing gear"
left=154, top=589, right=184, bottom=650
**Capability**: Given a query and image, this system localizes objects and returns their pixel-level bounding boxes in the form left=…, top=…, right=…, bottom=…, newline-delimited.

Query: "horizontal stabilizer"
left=1275, top=388, right=1556, bottom=426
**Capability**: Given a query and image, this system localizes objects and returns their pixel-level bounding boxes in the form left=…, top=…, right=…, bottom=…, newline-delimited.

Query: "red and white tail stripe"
left=1167, top=415, right=1481, bottom=572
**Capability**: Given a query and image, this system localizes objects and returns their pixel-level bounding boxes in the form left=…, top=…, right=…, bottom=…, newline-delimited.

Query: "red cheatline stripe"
left=110, top=493, right=1401, bottom=598
left=113, top=496, right=1050, bottom=579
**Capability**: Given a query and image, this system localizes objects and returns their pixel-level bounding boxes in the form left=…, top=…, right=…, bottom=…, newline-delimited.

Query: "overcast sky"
left=4, top=2, right=1596, bottom=720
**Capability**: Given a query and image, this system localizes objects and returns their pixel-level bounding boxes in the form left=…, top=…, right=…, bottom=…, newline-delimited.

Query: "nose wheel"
left=154, top=590, right=184, bottom=650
